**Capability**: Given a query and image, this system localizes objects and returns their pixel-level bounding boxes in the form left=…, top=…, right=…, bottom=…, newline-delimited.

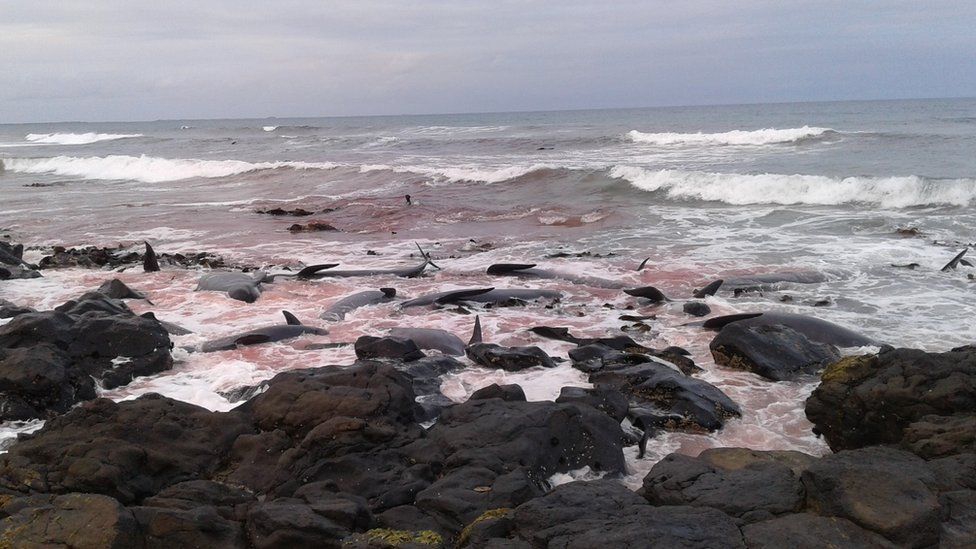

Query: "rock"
left=0, top=241, right=25, bottom=265
left=0, top=344, right=96, bottom=421
left=256, top=207, right=325, bottom=216
left=642, top=449, right=806, bottom=523
left=507, top=480, right=745, bottom=548
left=0, top=299, right=35, bottom=319
left=0, top=264, right=41, bottom=279
left=287, top=221, right=339, bottom=232
left=355, top=336, right=425, bottom=362
left=710, top=322, right=840, bottom=381
left=0, top=395, right=252, bottom=504
left=569, top=343, right=700, bottom=376
left=742, top=513, right=897, bottom=548
left=939, top=490, right=976, bottom=548
left=466, top=343, right=556, bottom=371
left=683, top=301, right=711, bottom=317
left=0, top=493, right=141, bottom=548
left=555, top=386, right=629, bottom=422
left=38, top=244, right=230, bottom=270
left=470, top=383, right=527, bottom=402
left=805, top=347, right=976, bottom=456
left=801, top=446, right=940, bottom=547
left=141, top=480, right=255, bottom=517
left=97, top=278, right=150, bottom=300
left=132, top=505, right=247, bottom=548
left=245, top=501, right=349, bottom=548
left=589, top=362, right=740, bottom=432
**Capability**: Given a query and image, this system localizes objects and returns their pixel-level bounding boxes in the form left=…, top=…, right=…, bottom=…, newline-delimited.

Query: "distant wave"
left=262, top=126, right=278, bottom=132
left=360, top=163, right=554, bottom=183
left=25, top=132, right=144, bottom=145
left=1, top=155, right=338, bottom=183
left=610, top=165, right=976, bottom=208
left=626, top=126, right=834, bottom=146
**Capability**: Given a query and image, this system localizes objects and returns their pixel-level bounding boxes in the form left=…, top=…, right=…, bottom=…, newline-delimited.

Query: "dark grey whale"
left=701, top=311, right=875, bottom=347
left=320, top=288, right=397, bottom=321
left=486, top=263, right=625, bottom=289
left=198, top=311, right=327, bottom=352
left=386, top=317, right=483, bottom=356
left=297, top=244, right=439, bottom=280
left=195, top=271, right=268, bottom=303
left=399, top=287, right=562, bottom=308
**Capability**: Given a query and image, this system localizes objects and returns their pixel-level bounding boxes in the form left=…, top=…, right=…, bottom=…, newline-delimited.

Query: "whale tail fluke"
left=637, top=257, right=650, bottom=271
left=941, top=249, right=968, bottom=272
left=415, top=242, right=441, bottom=270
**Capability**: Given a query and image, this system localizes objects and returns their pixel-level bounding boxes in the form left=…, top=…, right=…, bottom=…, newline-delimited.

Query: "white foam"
left=610, top=166, right=976, bottom=208
left=360, top=163, right=552, bottom=183
left=262, top=126, right=278, bottom=132
left=627, top=126, right=833, bottom=146
left=25, top=132, right=143, bottom=145
left=0, top=419, right=45, bottom=453
left=1, top=155, right=340, bottom=183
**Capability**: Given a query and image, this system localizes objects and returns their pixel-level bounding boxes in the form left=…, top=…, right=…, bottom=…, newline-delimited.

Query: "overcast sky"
left=2, top=1, right=974, bottom=123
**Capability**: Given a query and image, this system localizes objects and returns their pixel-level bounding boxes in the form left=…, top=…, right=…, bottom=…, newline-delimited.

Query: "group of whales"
left=124, top=241, right=896, bottom=356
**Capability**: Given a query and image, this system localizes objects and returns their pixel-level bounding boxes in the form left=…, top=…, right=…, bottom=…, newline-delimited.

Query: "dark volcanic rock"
left=98, top=278, right=150, bottom=300
left=0, top=299, right=36, bottom=319
left=0, top=241, right=25, bottom=265
left=801, top=446, right=941, bottom=547
left=503, top=480, right=745, bottom=548
left=470, top=383, right=527, bottom=402
left=132, top=504, right=247, bottom=548
left=589, top=361, right=741, bottom=432
left=742, top=513, right=897, bottom=548
left=0, top=493, right=141, bottom=548
left=0, top=344, right=96, bottom=421
left=245, top=500, right=349, bottom=548
left=390, top=355, right=466, bottom=420
left=805, top=347, right=976, bottom=456
left=354, top=335, right=425, bottom=362
left=642, top=449, right=806, bottom=523
left=0, top=395, right=252, bottom=504
left=287, top=221, right=339, bottom=232
left=38, top=244, right=229, bottom=270
left=710, top=322, right=841, bottom=381
left=555, top=385, right=629, bottom=422
left=466, top=342, right=556, bottom=371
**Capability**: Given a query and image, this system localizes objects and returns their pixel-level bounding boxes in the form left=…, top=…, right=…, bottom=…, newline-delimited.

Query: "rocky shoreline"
left=1, top=241, right=974, bottom=547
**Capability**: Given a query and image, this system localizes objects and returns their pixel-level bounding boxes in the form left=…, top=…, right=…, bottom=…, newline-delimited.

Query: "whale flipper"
left=296, top=263, right=340, bottom=279
left=486, top=263, right=537, bottom=275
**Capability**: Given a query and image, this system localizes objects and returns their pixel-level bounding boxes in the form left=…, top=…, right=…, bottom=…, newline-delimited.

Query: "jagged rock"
left=555, top=385, right=629, bottom=422
left=801, top=446, right=941, bottom=547
left=806, top=347, right=976, bottom=456
left=132, top=505, right=247, bottom=548
left=0, top=493, right=141, bottom=548
left=0, top=395, right=252, bottom=504
left=355, top=335, right=425, bottom=361
left=710, top=322, right=840, bottom=381
left=245, top=500, right=349, bottom=548
left=0, top=344, right=96, bottom=421
left=466, top=343, right=556, bottom=371
left=742, top=514, right=897, bottom=548
left=470, top=383, right=527, bottom=402
left=642, top=449, right=807, bottom=523
left=97, top=278, right=149, bottom=300
left=0, top=299, right=36, bottom=318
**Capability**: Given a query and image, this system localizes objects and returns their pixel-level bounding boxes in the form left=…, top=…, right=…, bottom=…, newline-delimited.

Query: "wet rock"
left=710, top=323, right=840, bottom=381
left=683, top=301, right=711, bottom=317
left=742, top=513, right=897, bottom=548
left=642, top=449, right=806, bottom=523
left=97, top=278, right=150, bottom=300
left=0, top=394, right=252, bottom=504
left=801, top=446, right=941, bottom=547
left=569, top=343, right=700, bottom=376
left=0, top=493, right=140, bottom=548
left=506, top=480, right=745, bottom=548
left=389, top=355, right=465, bottom=419
left=132, top=505, right=247, bottom=548
left=0, top=264, right=41, bottom=279
left=805, top=347, right=976, bottom=456
left=555, top=385, right=629, bottom=422
left=245, top=500, right=349, bottom=548
left=939, top=490, right=976, bottom=548
left=38, top=244, right=230, bottom=270
left=589, top=362, right=741, bottom=432
left=465, top=343, right=556, bottom=371
left=470, top=383, right=526, bottom=402
left=0, top=241, right=25, bottom=265
left=0, top=344, right=96, bottom=421
left=355, top=335, right=425, bottom=362
left=0, top=299, right=35, bottom=319
left=141, top=480, right=255, bottom=518
left=255, top=207, right=328, bottom=216
left=287, top=221, right=339, bottom=232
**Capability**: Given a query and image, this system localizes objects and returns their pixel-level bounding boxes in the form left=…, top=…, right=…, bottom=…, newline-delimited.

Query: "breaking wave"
left=0, top=155, right=339, bottom=183
left=626, top=126, right=835, bottom=146
left=360, top=163, right=555, bottom=183
left=24, top=132, right=144, bottom=145
left=610, top=165, right=976, bottom=208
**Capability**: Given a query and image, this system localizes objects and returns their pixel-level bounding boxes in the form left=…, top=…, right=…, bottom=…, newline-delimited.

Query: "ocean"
left=2, top=98, right=975, bottom=484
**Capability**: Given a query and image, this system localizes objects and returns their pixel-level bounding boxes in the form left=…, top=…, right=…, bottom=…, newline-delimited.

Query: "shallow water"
left=2, top=99, right=975, bottom=479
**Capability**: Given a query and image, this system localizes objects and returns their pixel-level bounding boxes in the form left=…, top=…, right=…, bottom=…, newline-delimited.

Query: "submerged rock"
left=710, top=322, right=840, bottom=381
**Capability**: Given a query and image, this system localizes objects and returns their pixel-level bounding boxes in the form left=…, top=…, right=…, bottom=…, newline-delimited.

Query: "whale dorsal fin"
left=296, top=263, right=340, bottom=279
left=693, top=279, right=723, bottom=298
left=637, top=257, right=650, bottom=271
left=282, top=311, right=302, bottom=325
left=143, top=241, right=160, bottom=272
left=486, top=263, right=536, bottom=275
left=469, top=315, right=483, bottom=345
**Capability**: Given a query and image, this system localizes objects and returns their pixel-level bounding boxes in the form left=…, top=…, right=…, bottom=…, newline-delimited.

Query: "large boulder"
left=0, top=395, right=253, bottom=504
left=0, top=299, right=35, bottom=319
left=465, top=343, right=556, bottom=371
left=742, top=514, right=897, bottom=548
left=805, top=346, right=976, bottom=456
left=0, top=493, right=141, bottom=548
left=710, top=323, right=841, bottom=381
left=0, top=344, right=96, bottom=421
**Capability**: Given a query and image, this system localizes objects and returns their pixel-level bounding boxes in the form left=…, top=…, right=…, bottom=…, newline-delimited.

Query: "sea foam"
left=626, top=126, right=834, bottom=146
left=1, top=155, right=339, bottom=183
left=610, top=165, right=976, bottom=208
left=25, top=132, right=144, bottom=145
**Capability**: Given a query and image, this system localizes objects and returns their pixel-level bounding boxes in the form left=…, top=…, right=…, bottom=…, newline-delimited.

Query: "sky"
left=2, top=1, right=975, bottom=123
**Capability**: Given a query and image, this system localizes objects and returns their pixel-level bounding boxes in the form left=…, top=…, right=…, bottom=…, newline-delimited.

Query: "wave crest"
left=610, top=165, right=976, bottom=208
left=25, top=132, right=144, bottom=145
left=1, top=155, right=338, bottom=183
left=360, top=163, right=554, bottom=183
left=626, top=126, right=834, bottom=146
